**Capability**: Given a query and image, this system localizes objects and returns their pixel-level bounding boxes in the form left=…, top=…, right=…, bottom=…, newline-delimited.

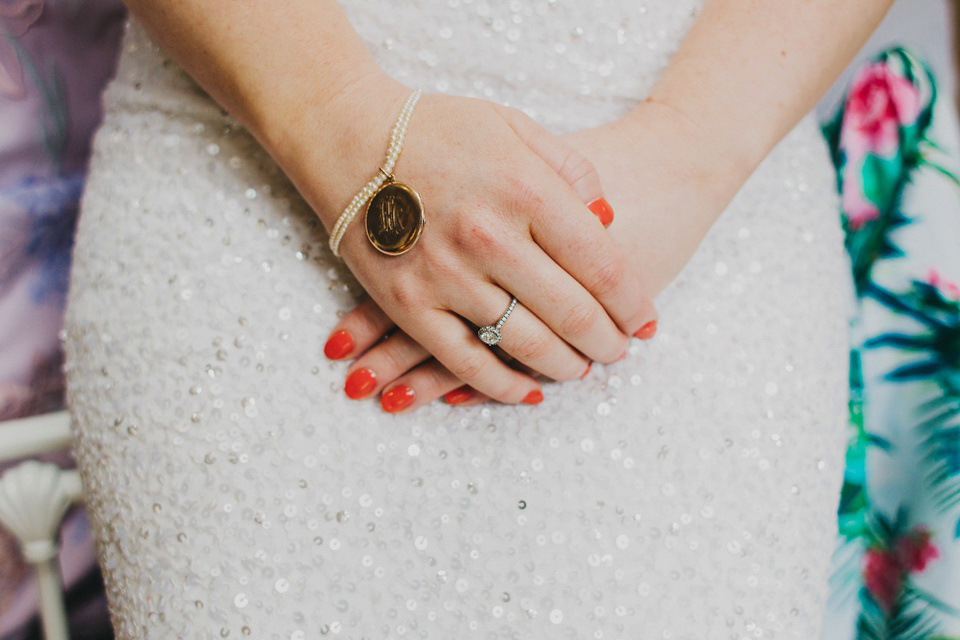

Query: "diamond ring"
left=478, top=297, right=518, bottom=346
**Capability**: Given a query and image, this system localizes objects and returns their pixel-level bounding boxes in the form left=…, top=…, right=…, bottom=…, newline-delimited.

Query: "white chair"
left=0, top=410, right=81, bottom=640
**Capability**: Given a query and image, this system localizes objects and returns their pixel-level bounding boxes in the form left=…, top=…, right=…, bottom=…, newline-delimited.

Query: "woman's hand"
left=324, top=100, right=740, bottom=412
left=293, top=75, right=658, bottom=407
left=122, top=0, right=891, bottom=412
left=565, top=98, right=750, bottom=298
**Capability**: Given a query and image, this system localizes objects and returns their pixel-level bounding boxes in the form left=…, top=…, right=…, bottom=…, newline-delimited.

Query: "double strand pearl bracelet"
left=328, top=88, right=425, bottom=257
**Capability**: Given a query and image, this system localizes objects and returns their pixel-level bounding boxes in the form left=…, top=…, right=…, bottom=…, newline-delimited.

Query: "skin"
left=124, top=0, right=660, bottom=405
left=328, top=0, right=896, bottom=411
left=124, top=0, right=894, bottom=412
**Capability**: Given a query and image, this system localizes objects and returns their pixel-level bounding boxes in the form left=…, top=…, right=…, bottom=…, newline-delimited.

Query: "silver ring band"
left=478, top=297, right=517, bottom=346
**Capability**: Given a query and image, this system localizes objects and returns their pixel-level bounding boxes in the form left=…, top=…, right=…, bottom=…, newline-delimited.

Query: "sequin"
left=65, top=2, right=852, bottom=638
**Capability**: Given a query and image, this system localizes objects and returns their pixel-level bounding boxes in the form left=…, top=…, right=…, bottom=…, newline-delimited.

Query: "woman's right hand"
left=275, top=74, right=659, bottom=405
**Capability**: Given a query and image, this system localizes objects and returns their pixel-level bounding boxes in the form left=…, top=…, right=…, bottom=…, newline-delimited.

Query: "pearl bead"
left=329, top=88, right=423, bottom=256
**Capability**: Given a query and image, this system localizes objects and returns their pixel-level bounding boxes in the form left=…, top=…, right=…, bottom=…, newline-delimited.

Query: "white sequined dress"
left=63, top=2, right=855, bottom=638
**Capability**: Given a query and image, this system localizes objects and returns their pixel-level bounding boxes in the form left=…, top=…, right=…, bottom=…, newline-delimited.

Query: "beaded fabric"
left=64, top=2, right=854, bottom=638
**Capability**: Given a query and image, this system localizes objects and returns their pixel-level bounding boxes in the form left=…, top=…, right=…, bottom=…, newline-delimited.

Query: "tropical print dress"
left=822, top=48, right=960, bottom=640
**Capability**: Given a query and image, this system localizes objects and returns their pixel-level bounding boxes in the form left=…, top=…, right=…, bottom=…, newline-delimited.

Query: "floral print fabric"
left=0, top=0, right=123, bottom=636
left=822, top=47, right=960, bottom=639
left=2, top=9, right=959, bottom=639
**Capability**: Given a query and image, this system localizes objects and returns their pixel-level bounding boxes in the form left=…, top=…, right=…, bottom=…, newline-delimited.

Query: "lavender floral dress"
left=0, top=0, right=123, bottom=636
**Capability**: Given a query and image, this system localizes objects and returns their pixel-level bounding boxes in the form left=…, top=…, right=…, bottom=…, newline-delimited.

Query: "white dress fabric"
left=63, top=2, right=855, bottom=638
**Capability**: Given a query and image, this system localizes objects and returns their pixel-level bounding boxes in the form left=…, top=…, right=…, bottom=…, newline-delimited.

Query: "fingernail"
left=445, top=386, right=474, bottom=405
left=381, top=384, right=415, bottom=413
left=633, top=320, right=658, bottom=340
left=522, top=390, right=544, bottom=405
left=345, top=368, right=377, bottom=399
left=324, top=329, right=355, bottom=359
left=587, top=197, right=614, bottom=227
left=579, top=362, right=592, bottom=379
left=613, top=350, right=627, bottom=363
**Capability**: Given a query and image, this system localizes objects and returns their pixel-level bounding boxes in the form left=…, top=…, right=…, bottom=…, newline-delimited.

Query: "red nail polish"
left=587, top=197, right=614, bottom=227
left=381, top=385, right=415, bottom=413
left=579, top=362, right=592, bottom=379
left=633, top=320, right=658, bottom=340
left=345, top=368, right=377, bottom=399
left=324, top=329, right=355, bottom=359
left=613, top=350, right=628, bottom=363
left=522, top=390, right=544, bottom=405
left=445, top=386, right=474, bottom=405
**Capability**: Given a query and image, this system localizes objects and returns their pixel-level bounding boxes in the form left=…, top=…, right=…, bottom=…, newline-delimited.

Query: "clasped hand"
left=310, top=79, right=729, bottom=413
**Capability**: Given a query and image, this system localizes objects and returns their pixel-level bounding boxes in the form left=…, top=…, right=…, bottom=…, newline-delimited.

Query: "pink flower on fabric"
left=863, top=526, right=940, bottom=612
left=864, top=548, right=903, bottom=613
left=894, top=526, right=940, bottom=573
left=926, top=267, right=960, bottom=301
left=842, top=62, right=923, bottom=157
left=837, top=62, right=924, bottom=230
left=0, top=0, right=44, bottom=99
left=841, top=182, right=881, bottom=231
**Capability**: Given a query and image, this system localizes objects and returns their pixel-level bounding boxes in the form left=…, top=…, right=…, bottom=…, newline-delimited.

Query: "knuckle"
left=375, top=340, right=410, bottom=376
left=559, top=301, right=599, bottom=338
left=504, top=173, right=548, bottom=219
left=557, top=148, right=598, bottom=187
left=450, top=210, right=504, bottom=256
left=588, top=257, right=627, bottom=298
left=387, top=275, right=423, bottom=311
left=448, top=352, right=486, bottom=382
left=416, top=364, right=449, bottom=395
left=420, top=245, right=458, bottom=282
left=511, top=329, right=552, bottom=363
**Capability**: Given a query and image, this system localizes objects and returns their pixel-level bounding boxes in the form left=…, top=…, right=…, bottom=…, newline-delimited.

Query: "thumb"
left=498, top=106, right=614, bottom=227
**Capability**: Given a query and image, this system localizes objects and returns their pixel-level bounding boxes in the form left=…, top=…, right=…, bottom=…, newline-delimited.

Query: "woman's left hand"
left=324, top=100, right=747, bottom=412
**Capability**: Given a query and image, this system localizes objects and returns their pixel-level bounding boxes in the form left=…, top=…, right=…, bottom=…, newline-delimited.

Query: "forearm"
left=123, top=0, right=407, bottom=228
left=638, top=0, right=893, bottom=187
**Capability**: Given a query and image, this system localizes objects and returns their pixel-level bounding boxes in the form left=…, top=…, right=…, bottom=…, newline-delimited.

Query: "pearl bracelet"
left=329, top=88, right=424, bottom=257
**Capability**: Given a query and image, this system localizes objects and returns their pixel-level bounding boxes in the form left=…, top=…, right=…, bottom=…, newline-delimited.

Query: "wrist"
left=257, top=68, right=412, bottom=232
left=621, top=98, right=751, bottom=220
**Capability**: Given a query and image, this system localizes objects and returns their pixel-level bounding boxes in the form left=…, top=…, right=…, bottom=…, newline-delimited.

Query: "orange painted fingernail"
left=522, top=390, right=544, bottom=405
left=345, top=368, right=377, bottom=399
left=613, top=350, right=627, bottom=363
left=633, top=320, right=658, bottom=340
left=445, top=386, right=474, bottom=405
left=579, top=362, right=592, bottom=379
left=324, top=329, right=355, bottom=359
left=381, top=385, right=415, bottom=413
left=587, top=197, right=614, bottom=227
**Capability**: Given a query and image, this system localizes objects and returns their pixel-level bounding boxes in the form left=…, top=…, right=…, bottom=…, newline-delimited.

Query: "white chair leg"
left=30, top=555, right=70, bottom=640
left=0, top=461, right=83, bottom=640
